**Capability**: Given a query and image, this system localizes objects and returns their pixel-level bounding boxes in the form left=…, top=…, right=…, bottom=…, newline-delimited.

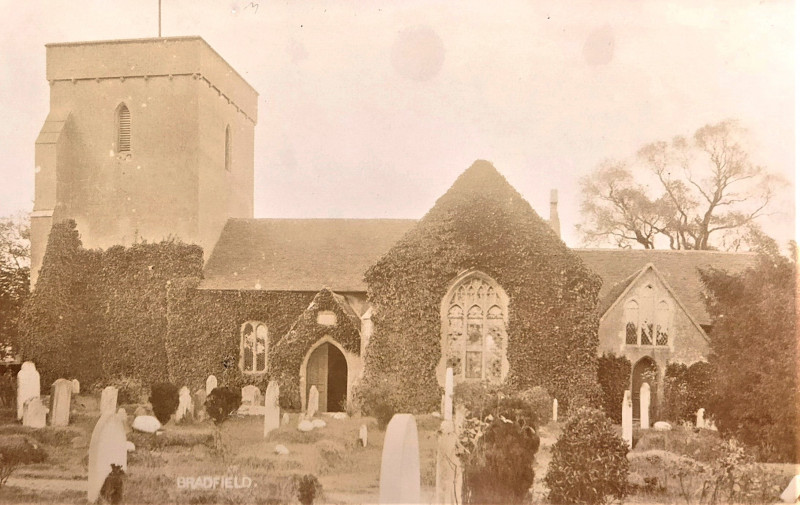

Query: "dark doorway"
left=632, top=357, right=658, bottom=423
left=305, top=343, right=348, bottom=412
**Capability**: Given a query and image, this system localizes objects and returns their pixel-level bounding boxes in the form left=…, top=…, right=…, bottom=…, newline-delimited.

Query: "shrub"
left=205, top=387, right=242, bottom=425
left=295, top=474, right=323, bottom=505
left=149, top=382, right=179, bottom=424
left=106, top=376, right=146, bottom=405
left=597, top=353, right=631, bottom=423
left=0, top=435, right=47, bottom=488
left=517, top=386, right=553, bottom=424
left=545, top=407, right=629, bottom=504
left=356, top=380, right=396, bottom=430
left=663, top=361, right=714, bottom=423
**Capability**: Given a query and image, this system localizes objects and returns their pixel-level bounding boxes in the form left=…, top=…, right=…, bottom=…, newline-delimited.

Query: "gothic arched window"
left=241, top=322, right=267, bottom=373
left=624, top=291, right=670, bottom=347
left=655, top=301, right=670, bottom=346
left=116, top=104, right=131, bottom=153
left=443, top=273, right=508, bottom=382
left=624, top=300, right=639, bottom=345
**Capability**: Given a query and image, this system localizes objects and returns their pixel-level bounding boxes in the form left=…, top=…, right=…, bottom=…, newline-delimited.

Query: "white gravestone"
left=87, top=409, right=128, bottom=503
left=443, top=367, right=453, bottom=421
left=100, top=386, right=118, bottom=416
left=72, top=379, right=80, bottom=395
left=307, top=385, right=319, bottom=418
left=50, top=379, right=73, bottom=427
left=435, top=418, right=462, bottom=505
left=23, top=397, right=48, bottom=428
left=379, top=414, right=421, bottom=504
left=282, top=412, right=290, bottom=426
left=552, top=398, right=558, bottom=423
left=780, top=475, right=800, bottom=503
left=16, top=361, right=40, bottom=420
left=622, top=390, right=633, bottom=449
left=205, top=375, right=217, bottom=396
left=175, top=386, right=193, bottom=422
left=696, top=408, right=705, bottom=429
left=242, top=385, right=261, bottom=405
left=264, top=381, right=280, bottom=437
left=359, top=424, right=368, bottom=447
left=640, top=382, right=651, bottom=429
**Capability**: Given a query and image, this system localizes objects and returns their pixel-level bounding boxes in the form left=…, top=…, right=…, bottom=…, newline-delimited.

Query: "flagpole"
left=158, top=0, right=162, bottom=37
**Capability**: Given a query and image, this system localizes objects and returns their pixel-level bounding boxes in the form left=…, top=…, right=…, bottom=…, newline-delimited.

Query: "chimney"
left=549, top=189, right=561, bottom=239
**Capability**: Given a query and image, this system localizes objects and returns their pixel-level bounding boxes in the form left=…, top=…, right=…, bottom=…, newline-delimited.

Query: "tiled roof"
left=200, top=218, right=416, bottom=291
left=574, top=249, right=758, bottom=324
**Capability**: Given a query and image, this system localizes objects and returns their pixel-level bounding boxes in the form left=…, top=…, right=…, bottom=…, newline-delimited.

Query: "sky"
left=0, top=0, right=795, bottom=248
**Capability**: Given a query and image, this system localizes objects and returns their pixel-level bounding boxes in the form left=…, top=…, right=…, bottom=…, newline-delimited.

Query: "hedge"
left=597, top=353, right=631, bottom=423
left=362, top=161, right=602, bottom=412
left=662, top=361, right=713, bottom=423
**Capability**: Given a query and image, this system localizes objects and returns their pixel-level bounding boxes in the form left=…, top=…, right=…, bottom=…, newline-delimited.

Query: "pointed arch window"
left=624, top=300, right=639, bottom=345
left=116, top=104, right=131, bottom=153
left=624, top=292, right=670, bottom=347
left=241, top=322, right=267, bottom=373
left=655, top=301, right=670, bottom=346
left=224, top=125, right=232, bottom=171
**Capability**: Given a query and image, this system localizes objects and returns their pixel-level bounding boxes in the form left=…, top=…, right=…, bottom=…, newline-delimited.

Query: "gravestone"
left=435, top=418, right=461, bottom=505
left=307, top=386, right=319, bottom=418
left=359, top=424, right=368, bottom=447
left=16, top=361, right=40, bottom=420
left=780, top=475, right=800, bottom=503
left=87, top=409, right=127, bottom=503
left=282, top=412, right=290, bottom=426
left=50, top=378, right=73, bottom=427
left=443, top=367, right=453, bottom=421
left=23, top=397, right=48, bottom=428
left=205, top=375, right=217, bottom=396
left=100, top=387, right=118, bottom=416
left=72, top=379, right=80, bottom=395
left=175, top=387, right=193, bottom=422
left=640, top=382, right=651, bottom=429
left=379, top=414, right=421, bottom=504
left=263, top=381, right=280, bottom=437
left=193, top=388, right=207, bottom=421
left=242, top=385, right=261, bottom=406
left=622, top=390, right=633, bottom=449
left=552, top=398, right=558, bottom=423
left=696, top=408, right=705, bottom=429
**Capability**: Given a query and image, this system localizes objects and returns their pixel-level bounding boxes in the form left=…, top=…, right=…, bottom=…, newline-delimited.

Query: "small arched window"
left=241, top=322, right=267, bottom=373
left=624, top=300, right=639, bottom=345
left=224, top=125, right=232, bottom=171
left=655, top=301, right=670, bottom=346
left=116, top=104, right=131, bottom=153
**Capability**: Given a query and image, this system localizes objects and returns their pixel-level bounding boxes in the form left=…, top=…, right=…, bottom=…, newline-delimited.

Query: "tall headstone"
left=307, top=385, right=319, bottom=418
left=696, top=408, right=705, bottom=429
left=359, top=424, right=368, bottom=447
left=87, top=409, right=128, bottom=503
left=22, top=397, right=48, bottom=429
left=72, top=379, right=80, bottom=395
left=50, top=378, right=73, bottom=427
left=175, top=387, right=193, bottom=422
left=622, top=390, right=633, bottom=449
left=640, top=382, right=651, bottom=429
left=443, top=367, right=453, bottom=421
left=552, top=398, right=558, bottom=423
left=100, top=387, right=118, bottom=416
left=205, top=375, right=217, bottom=396
left=780, top=475, right=800, bottom=503
left=16, top=361, right=40, bottom=420
left=263, top=381, right=280, bottom=437
left=379, top=414, right=421, bottom=504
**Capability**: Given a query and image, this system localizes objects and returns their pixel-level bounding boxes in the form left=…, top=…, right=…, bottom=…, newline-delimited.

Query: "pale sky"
left=0, top=0, right=795, bottom=247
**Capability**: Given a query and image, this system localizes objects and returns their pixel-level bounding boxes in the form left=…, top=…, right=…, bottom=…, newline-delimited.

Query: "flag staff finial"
left=158, top=0, right=162, bottom=37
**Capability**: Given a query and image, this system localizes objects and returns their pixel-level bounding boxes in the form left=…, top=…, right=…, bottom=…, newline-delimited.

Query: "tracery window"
left=241, top=322, right=267, bottom=373
left=444, top=274, right=507, bottom=382
left=624, top=285, right=670, bottom=347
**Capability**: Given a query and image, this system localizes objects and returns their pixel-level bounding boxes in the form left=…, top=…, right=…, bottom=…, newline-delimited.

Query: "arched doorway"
left=632, top=357, right=658, bottom=423
left=305, top=342, right=348, bottom=412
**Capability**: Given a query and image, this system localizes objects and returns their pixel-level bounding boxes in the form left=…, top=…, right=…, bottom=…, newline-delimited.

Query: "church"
left=29, top=36, right=755, bottom=416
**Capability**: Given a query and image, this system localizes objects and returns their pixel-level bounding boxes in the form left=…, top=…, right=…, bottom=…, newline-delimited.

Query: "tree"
left=0, top=213, right=30, bottom=360
left=578, top=120, right=782, bottom=250
left=700, top=242, right=797, bottom=462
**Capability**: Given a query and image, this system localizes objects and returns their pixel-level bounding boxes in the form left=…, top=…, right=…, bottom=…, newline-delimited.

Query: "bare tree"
left=578, top=120, right=781, bottom=250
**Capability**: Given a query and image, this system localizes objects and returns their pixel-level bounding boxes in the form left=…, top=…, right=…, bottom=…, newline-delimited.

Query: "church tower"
left=31, top=37, right=257, bottom=285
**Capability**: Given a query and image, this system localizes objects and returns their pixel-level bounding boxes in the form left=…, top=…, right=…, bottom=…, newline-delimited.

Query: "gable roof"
left=574, top=249, right=757, bottom=325
left=200, top=218, right=416, bottom=291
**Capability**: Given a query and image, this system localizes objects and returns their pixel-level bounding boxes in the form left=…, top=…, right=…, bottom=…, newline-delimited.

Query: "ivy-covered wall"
left=362, top=161, right=602, bottom=412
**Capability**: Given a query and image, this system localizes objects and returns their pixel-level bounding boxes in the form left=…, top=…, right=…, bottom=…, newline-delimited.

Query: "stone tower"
left=31, top=37, right=257, bottom=285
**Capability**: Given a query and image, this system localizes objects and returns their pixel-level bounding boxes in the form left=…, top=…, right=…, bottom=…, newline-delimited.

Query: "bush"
left=545, top=407, right=629, bottom=504
left=294, top=474, right=323, bottom=505
left=356, top=380, right=396, bottom=430
left=0, top=435, right=47, bottom=488
left=663, top=361, right=713, bottom=423
left=149, top=383, right=179, bottom=424
left=517, top=386, right=553, bottom=424
left=106, top=376, right=146, bottom=405
left=597, top=353, right=631, bottom=423
left=205, top=387, right=242, bottom=425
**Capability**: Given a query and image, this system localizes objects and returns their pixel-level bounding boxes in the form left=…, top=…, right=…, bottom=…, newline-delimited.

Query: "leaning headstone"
left=621, top=390, right=633, bottom=449
left=263, top=381, right=280, bottom=437
left=205, top=375, right=217, bottom=396
left=780, top=475, right=800, bottom=503
left=552, top=398, right=558, bottom=423
left=87, top=409, right=127, bottom=503
left=307, top=386, right=319, bottom=418
left=100, top=387, right=118, bottom=416
left=443, top=367, right=454, bottom=421
left=193, top=388, right=207, bottom=421
left=23, top=397, right=48, bottom=428
left=640, top=382, right=651, bottom=429
left=696, top=408, right=705, bottom=429
left=16, top=361, right=40, bottom=420
left=72, top=379, right=80, bottom=395
left=359, top=424, right=368, bottom=447
left=175, top=387, right=193, bottom=422
left=50, top=378, right=73, bottom=426
left=379, top=414, right=421, bottom=504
